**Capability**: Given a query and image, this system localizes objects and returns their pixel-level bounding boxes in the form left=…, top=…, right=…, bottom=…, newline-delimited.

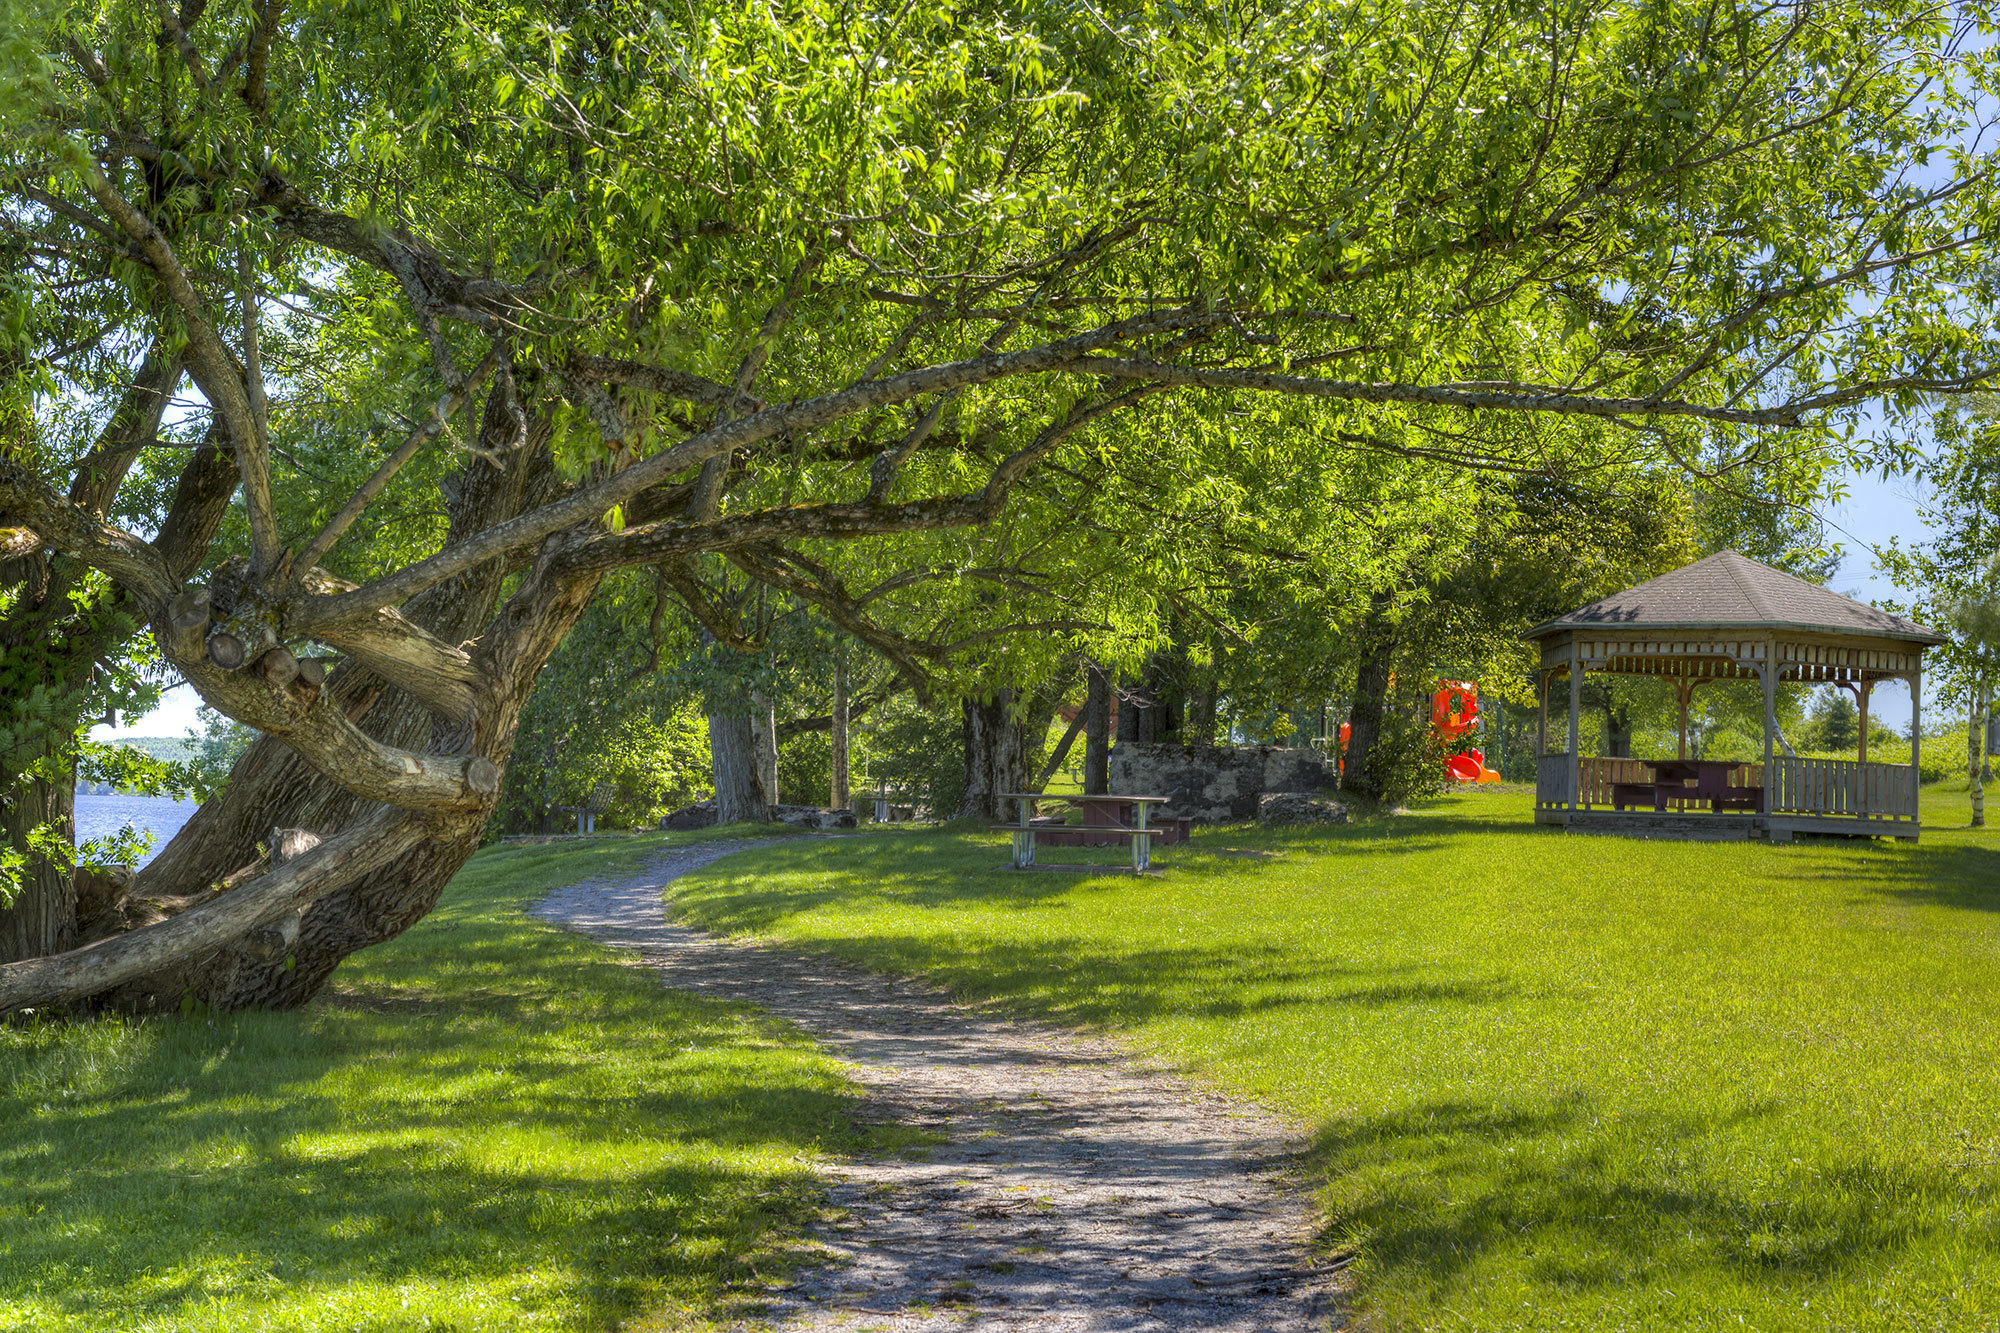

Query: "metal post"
left=1015, top=794, right=1034, bottom=868
left=1911, top=665, right=1923, bottom=821
left=1133, top=801, right=1152, bottom=872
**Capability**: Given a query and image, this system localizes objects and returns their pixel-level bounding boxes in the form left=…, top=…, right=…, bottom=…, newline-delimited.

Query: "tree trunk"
left=1184, top=679, right=1218, bottom=746
left=1133, top=652, right=1177, bottom=743
left=1972, top=684, right=1987, bottom=829
left=0, top=751, right=75, bottom=964
left=959, top=692, right=1023, bottom=821
left=751, top=694, right=780, bottom=806
left=85, top=399, right=568, bottom=1012
left=1115, top=674, right=1142, bottom=742
left=1342, top=596, right=1395, bottom=800
left=1605, top=703, right=1632, bottom=759
left=709, top=710, right=770, bottom=823
left=830, top=643, right=850, bottom=810
left=1082, top=662, right=1111, bottom=795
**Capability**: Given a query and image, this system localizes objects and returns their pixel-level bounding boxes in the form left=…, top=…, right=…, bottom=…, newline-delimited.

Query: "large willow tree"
left=1, top=0, right=1996, bottom=1011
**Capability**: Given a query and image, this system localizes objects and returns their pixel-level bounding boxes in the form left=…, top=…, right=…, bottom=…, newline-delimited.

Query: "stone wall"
left=1107, top=743, right=1328, bottom=822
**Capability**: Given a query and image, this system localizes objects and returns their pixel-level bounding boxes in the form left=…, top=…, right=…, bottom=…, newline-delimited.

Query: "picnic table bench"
left=994, top=793, right=1187, bottom=872
left=1610, top=759, right=1763, bottom=813
left=556, top=780, right=615, bottom=834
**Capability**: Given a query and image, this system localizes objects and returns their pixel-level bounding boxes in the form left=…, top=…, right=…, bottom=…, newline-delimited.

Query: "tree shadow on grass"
left=1309, top=1092, right=1985, bottom=1305
left=676, top=818, right=1556, bottom=932
left=706, top=928, right=1517, bottom=1029
left=1756, top=836, right=2000, bottom=914
left=0, top=937, right=862, bottom=1329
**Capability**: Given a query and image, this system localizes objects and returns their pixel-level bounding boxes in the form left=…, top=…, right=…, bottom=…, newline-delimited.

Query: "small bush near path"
left=0, top=831, right=853, bottom=1332
left=670, top=788, right=2000, bottom=1332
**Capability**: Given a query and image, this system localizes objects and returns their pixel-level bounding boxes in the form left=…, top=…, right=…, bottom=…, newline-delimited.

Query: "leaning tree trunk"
left=88, top=399, right=567, bottom=1012
left=959, top=691, right=1024, bottom=821
left=1342, top=595, right=1396, bottom=800
left=709, top=710, right=771, bottom=823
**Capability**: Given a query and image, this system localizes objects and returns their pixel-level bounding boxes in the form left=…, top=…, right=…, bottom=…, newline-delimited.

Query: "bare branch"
left=295, top=347, right=499, bottom=575
left=292, top=307, right=1221, bottom=626
left=0, top=458, right=175, bottom=606
left=75, top=163, right=280, bottom=570
left=724, top=546, right=938, bottom=700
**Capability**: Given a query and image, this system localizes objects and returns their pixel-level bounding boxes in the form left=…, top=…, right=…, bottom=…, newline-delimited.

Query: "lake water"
left=74, top=792, right=200, bottom=866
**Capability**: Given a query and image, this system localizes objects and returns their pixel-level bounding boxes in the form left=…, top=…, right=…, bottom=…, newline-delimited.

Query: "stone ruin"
left=1108, top=743, right=1333, bottom=822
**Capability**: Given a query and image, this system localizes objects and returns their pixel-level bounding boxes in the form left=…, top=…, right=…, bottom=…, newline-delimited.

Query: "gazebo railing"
left=1536, top=753, right=1916, bottom=820
left=1535, top=754, right=1572, bottom=808
left=1770, top=756, right=1916, bottom=820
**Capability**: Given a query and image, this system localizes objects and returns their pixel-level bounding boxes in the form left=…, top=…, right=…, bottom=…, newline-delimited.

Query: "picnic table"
left=556, top=780, right=615, bottom=834
left=995, top=793, right=1184, bottom=872
left=1611, top=759, right=1763, bottom=813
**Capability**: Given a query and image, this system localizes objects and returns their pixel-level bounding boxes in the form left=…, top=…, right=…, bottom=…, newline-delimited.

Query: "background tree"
left=1881, top=418, right=2000, bottom=826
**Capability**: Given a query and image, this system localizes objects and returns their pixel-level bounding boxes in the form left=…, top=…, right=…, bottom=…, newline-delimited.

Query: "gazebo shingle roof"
left=1524, top=550, right=1945, bottom=645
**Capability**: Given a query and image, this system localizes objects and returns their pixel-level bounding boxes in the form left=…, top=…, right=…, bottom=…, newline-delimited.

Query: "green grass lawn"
left=0, top=830, right=862, bottom=1333
left=670, top=787, right=2000, bottom=1333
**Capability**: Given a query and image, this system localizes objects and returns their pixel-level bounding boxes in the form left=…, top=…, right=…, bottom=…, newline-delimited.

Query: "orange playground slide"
left=1434, top=681, right=1502, bottom=784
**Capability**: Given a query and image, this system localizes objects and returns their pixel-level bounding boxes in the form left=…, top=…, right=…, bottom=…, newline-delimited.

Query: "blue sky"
left=1824, top=464, right=1932, bottom=732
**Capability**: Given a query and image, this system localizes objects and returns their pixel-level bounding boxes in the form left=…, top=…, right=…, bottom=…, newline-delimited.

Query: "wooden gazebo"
left=1525, top=551, right=1943, bottom=842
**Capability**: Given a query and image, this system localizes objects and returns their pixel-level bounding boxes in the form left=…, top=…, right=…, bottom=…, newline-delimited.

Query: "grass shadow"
left=0, top=834, right=871, bottom=1331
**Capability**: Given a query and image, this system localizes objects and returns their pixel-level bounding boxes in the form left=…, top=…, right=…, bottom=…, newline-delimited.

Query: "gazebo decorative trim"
left=1523, top=551, right=1940, bottom=843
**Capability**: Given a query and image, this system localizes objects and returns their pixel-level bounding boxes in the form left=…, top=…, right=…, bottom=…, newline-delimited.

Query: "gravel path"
left=531, top=839, right=1346, bottom=1331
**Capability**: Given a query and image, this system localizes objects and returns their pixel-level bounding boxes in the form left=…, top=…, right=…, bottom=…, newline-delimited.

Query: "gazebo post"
left=1536, top=669, right=1548, bottom=758
left=1568, top=646, right=1582, bottom=812
left=1760, top=640, right=1778, bottom=814
left=1855, top=681, right=1872, bottom=764
left=1675, top=677, right=1692, bottom=760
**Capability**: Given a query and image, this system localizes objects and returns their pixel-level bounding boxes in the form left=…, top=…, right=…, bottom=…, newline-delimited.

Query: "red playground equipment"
left=1433, top=680, right=1502, bottom=784
left=1331, top=684, right=1502, bottom=784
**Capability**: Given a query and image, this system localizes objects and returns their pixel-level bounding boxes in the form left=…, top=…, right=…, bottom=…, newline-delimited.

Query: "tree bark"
left=1606, top=702, right=1632, bottom=758
left=0, top=747, right=75, bottom=964
left=1038, top=711, right=1086, bottom=789
left=1342, top=595, right=1395, bottom=800
left=87, top=399, right=566, bottom=1012
left=1972, top=683, right=1987, bottom=829
left=1184, top=679, right=1218, bottom=746
left=1115, top=674, right=1142, bottom=742
left=1082, top=661, right=1111, bottom=795
left=830, top=643, right=850, bottom=810
left=751, top=693, right=779, bottom=806
left=959, top=691, right=1024, bottom=821
left=709, top=710, right=770, bottom=823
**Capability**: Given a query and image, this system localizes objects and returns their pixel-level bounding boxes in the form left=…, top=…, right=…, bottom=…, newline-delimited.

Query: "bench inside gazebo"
left=1526, top=551, right=1942, bottom=843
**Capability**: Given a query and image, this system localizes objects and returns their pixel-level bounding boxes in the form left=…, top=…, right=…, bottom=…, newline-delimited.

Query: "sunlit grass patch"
left=670, top=787, right=2000, bottom=1332
left=0, top=830, right=855, bottom=1332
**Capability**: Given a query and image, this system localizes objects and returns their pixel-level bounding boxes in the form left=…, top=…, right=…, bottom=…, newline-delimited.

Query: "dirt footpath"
left=532, top=839, right=1346, bottom=1331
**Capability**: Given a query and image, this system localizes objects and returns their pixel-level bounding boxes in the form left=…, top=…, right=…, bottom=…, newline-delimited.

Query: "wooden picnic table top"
left=1000, top=792, right=1170, bottom=803
left=1638, top=759, right=1749, bottom=773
